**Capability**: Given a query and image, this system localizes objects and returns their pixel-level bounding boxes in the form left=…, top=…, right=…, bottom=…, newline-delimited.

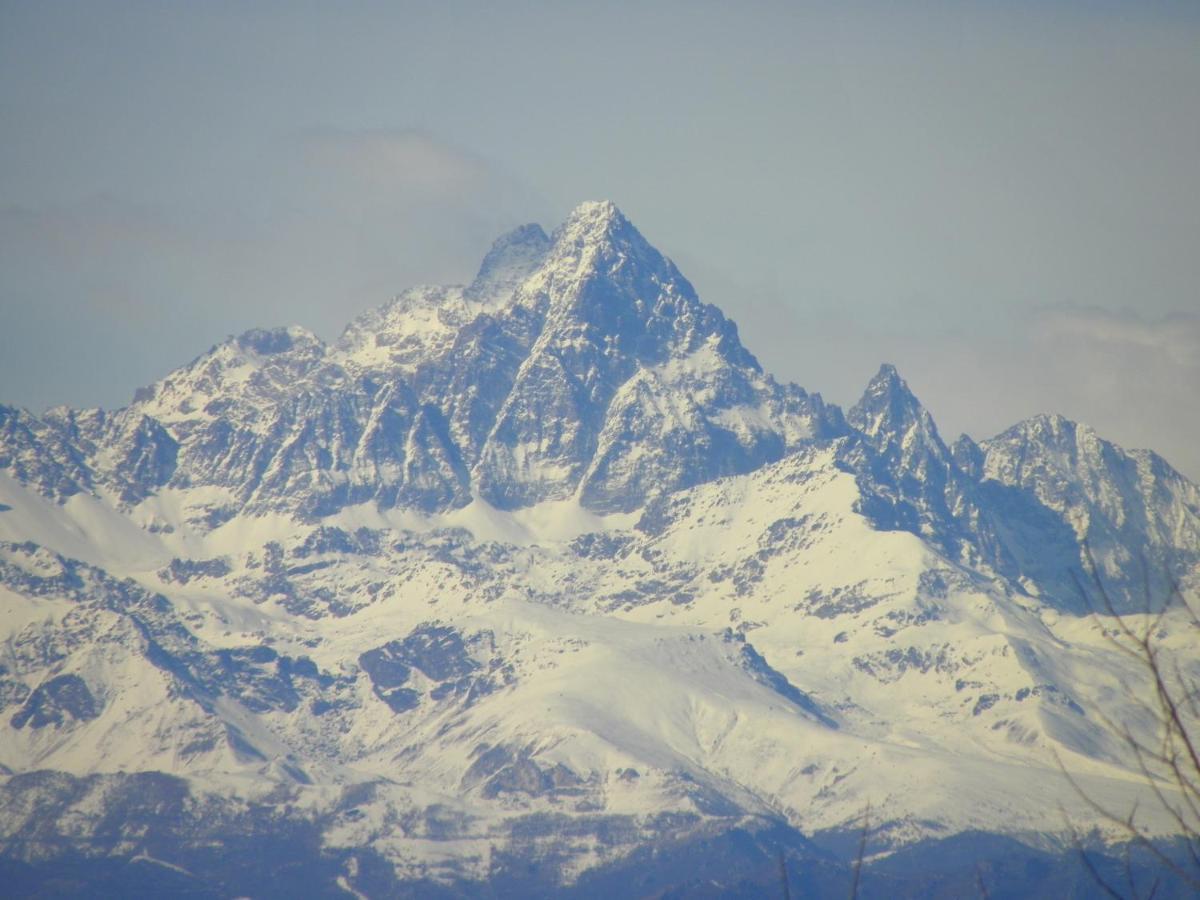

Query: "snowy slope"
left=0, top=202, right=1198, bottom=893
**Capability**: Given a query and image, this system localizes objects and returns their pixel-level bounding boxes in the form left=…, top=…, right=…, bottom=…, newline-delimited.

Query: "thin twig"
left=1060, top=807, right=1124, bottom=900
left=848, top=802, right=870, bottom=900
left=1060, top=545, right=1200, bottom=894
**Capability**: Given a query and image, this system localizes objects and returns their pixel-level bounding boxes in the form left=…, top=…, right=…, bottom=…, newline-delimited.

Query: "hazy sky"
left=2, top=1, right=1198, bottom=477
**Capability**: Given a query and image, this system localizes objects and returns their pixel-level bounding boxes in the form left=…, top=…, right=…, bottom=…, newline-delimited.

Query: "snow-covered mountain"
left=1, top=202, right=1198, bottom=897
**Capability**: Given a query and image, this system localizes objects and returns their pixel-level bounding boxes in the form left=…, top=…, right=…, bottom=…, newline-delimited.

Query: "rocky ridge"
left=0, top=202, right=1197, bottom=896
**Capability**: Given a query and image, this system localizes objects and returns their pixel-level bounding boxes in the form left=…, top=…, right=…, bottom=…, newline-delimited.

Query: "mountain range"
left=1, top=201, right=1198, bottom=897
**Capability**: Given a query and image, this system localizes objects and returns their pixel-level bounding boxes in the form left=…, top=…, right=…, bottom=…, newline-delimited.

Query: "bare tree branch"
left=848, top=802, right=870, bottom=900
left=1060, top=544, right=1200, bottom=896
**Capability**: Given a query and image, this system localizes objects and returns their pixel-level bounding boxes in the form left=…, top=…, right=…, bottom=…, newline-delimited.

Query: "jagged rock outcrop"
left=1, top=201, right=1198, bottom=896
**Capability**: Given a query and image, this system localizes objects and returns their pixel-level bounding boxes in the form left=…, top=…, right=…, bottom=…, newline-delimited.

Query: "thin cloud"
left=724, top=292, right=1200, bottom=481
left=299, top=129, right=497, bottom=201
left=1035, top=307, right=1200, bottom=369
left=0, top=129, right=544, bottom=414
left=1, top=198, right=199, bottom=261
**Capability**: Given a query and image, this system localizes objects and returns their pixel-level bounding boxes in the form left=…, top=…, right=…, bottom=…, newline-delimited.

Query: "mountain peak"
left=553, top=200, right=639, bottom=249
left=845, top=362, right=956, bottom=504
left=467, top=222, right=550, bottom=300
left=873, top=362, right=901, bottom=382
left=1025, top=412, right=1080, bottom=437
left=565, top=199, right=625, bottom=226
left=865, top=362, right=904, bottom=393
left=848, top=363, right=929, bottom=440
left=5, top=200, right=1200, bottom=895
left=990, top=413, right=1100, bottom=453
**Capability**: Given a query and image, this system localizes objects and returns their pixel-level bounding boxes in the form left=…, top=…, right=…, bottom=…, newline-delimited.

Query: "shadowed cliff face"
left=7, top=203, right=1192, bottom=607
left=0, top=202, right=1198, bottom=894
left=1, top=201, right=841, bottom=522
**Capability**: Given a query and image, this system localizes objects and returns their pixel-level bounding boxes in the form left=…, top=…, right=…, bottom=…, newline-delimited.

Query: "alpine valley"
left=1, top=202, right=1198, bottom=898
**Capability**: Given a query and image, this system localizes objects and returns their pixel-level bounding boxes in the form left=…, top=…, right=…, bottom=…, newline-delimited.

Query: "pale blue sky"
left=2, top=1, right=1198, bottom=475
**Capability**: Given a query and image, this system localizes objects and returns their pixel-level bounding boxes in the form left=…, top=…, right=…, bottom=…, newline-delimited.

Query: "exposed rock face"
left=0, top=201, right=1198, bottom=896
left=837, top=364, right=1198, bottom=610
left=0, top=203, right=842, bottom=522
left=974, top=413, right=1200, bottom=610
